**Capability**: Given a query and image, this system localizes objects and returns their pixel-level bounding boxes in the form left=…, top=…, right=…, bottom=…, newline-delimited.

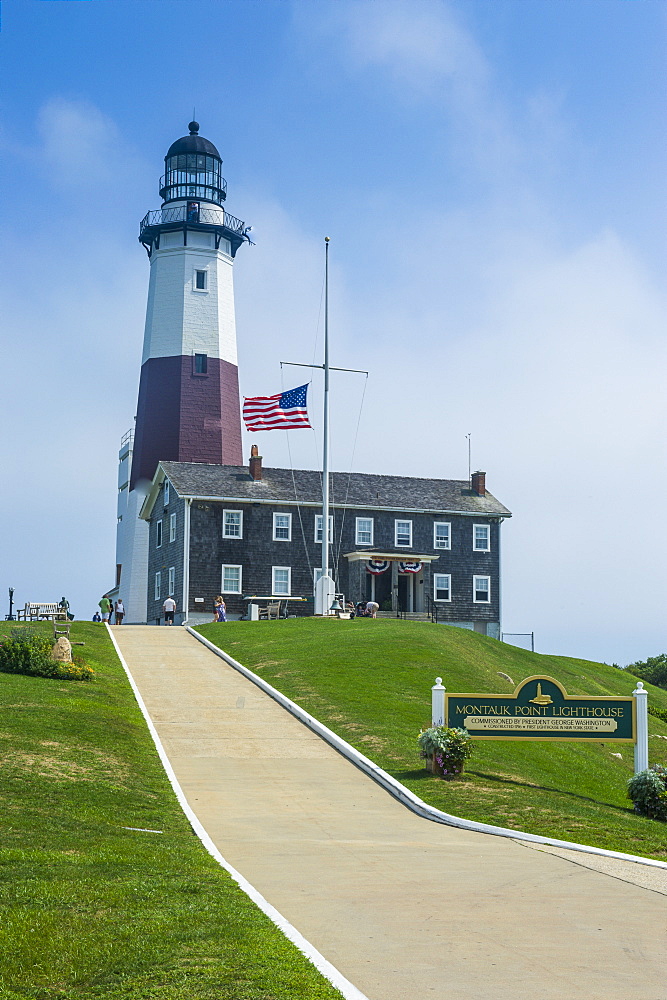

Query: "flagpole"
left=279, top=240, right=368, bottom=615
left=322, top=237, right=331, bottom=599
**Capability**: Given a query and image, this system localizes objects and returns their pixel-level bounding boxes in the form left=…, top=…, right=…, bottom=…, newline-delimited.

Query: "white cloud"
left=37, top=97, right=140, bottom=191
left=338, top=0, right=488, bottom=97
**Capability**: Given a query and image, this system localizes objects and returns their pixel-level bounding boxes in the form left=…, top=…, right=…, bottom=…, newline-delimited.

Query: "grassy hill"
left=196, top=618, right=667, bottom=861
left=0, top=622, right=344, bottom=1000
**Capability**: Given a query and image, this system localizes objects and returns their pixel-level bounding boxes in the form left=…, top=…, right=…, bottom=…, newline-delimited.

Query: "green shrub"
left=626, top=653, right=667, bottom=690
left=0, top=628, right=52, bottom=674
left=627, top=765, right=667, bottom=821
left=0, top=628, right=93, bottom=681
left=648, top=704, right=667, bottom=725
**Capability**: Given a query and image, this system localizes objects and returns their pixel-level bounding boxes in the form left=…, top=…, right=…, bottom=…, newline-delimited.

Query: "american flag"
left=242, top=384, right=312, bottom=432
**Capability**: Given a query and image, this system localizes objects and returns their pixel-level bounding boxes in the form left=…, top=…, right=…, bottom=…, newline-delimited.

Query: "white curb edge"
left=105, top=625, right=369, bottom=1000
left=187, top=626, right=667, bottom=872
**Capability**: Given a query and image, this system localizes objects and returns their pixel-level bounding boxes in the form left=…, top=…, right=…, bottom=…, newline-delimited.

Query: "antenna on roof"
left=465, top=433, right=471, bottom=488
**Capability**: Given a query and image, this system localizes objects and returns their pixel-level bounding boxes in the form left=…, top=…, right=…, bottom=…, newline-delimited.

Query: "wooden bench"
left=258, top=601, right=281, bottom=620
left=17, top=603, right=67, bottom=622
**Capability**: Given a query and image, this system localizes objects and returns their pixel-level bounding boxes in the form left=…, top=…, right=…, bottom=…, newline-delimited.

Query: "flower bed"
left=418, top=725, right=473, bottom=779
left=0, top=628, right=93, bottom=681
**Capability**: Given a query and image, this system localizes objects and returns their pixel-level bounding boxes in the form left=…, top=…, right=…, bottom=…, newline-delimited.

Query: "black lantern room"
left=159, top=121, right=227, bottom=206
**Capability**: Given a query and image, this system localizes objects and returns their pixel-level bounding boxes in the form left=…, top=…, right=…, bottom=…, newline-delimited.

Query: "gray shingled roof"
left=158, top=462, right=511, bottom=517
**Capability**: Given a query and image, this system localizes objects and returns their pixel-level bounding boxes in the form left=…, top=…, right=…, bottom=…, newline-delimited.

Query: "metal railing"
left=139, top=205, right=246, bottom=240
left=425, top=595, right=445, bottom=623
left=501, top=632, right=535, bottom=652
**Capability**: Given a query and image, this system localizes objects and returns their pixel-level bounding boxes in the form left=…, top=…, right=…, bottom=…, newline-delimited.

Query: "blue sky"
left=1, top=0, right=665, bottom=664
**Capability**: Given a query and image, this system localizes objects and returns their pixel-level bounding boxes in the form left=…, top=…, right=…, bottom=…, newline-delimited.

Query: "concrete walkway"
left=112, top=626, right=667, bottom=1000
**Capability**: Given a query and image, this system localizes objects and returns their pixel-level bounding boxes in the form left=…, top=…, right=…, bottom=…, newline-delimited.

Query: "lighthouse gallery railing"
left=139, top=206, right=246, bottom=240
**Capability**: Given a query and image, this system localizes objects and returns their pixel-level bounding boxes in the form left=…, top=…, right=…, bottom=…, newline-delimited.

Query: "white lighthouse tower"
left=115, top=121, right=247, bottom=622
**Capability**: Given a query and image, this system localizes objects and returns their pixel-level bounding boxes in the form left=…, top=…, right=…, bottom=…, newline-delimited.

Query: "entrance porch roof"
left=343, top=551, right=440, bottom=562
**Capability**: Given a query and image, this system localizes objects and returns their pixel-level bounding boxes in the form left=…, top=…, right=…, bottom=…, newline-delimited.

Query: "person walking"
left=114, top=599, right=125, bottom=625
left=216, top=596, right=227, bottom=622
left=98, top=595, right=111, bottom=623
left=162, top=596, right=177, bottom=625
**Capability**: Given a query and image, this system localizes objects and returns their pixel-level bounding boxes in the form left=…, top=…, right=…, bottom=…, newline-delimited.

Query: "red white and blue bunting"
left=398, top=561, right=423, bottom=574
left=366, top=560, right=390, bottom=575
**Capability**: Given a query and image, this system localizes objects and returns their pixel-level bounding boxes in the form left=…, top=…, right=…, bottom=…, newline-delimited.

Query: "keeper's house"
left=139, top=451, right=511, bottom=631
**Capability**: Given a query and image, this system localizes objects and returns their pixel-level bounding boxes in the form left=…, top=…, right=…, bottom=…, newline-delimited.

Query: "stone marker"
left=51, top=637, right=72, bottom=663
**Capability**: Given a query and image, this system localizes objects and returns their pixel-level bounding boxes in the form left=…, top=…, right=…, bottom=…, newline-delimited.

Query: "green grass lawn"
left=0, top=622, right=344, bottom=1000
left=196, top=617, right=667, bottom=861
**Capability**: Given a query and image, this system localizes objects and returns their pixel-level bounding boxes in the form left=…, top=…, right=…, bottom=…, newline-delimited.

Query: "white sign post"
left=633, top=681, right=649, bottom=774
left=432, top=677, right=445, bottom=727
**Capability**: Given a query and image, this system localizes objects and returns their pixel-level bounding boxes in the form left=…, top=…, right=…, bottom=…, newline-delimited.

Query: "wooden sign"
left=445, top=675, right=635, bottom=742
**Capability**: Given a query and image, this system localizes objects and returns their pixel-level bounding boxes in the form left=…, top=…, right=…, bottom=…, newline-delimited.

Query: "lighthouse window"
left=195, top=270, right=207, bottom=290
left=194, top=354, right=208, bottom=375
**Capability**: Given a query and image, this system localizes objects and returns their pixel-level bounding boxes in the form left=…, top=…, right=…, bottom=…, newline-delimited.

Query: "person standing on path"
left=163, top=596, right=177, bottom=625
left=114, top=599, right=125, bottom=625
left=98, top=595, right=111, bottom=623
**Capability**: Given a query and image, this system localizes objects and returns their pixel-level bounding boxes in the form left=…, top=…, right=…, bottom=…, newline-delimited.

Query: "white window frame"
left=169, top=512, right=177, bottom=543
left=355, top=517, right=374, bottom=546
left=473, top=575, right=491, bottom=603
left=395, top=519, right=412, bottom=547
left=168, top=566, right=175, bottom=596
left=473, top=523, right=490, bottom=552
left=223, top=509, right=243, bottom=539
left=273, top=512, right=292, bottom=542
left=433, top=573, right=451, bottom=602
left=314, top=514, right=334, bottom=544
left=163, top=480, right=170, bottom=505
left=156, top=519, right=163, bottom=548
left=193, top=268, right=208, bottom=292
left=433, top=521, right=451, bottom=550
left=154, top=571, right=161, bottom=601
left=221, top=564, right=243, bottom=594
left=272, top=566, right=291, bottom=596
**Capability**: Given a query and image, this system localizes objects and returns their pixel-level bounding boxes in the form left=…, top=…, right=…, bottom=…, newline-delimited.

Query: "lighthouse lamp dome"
left=160, top=121, right=227, bottom=206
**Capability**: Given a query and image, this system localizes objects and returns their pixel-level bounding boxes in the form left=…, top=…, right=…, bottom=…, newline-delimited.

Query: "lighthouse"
left=115, top=122, right=247, bottom=622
